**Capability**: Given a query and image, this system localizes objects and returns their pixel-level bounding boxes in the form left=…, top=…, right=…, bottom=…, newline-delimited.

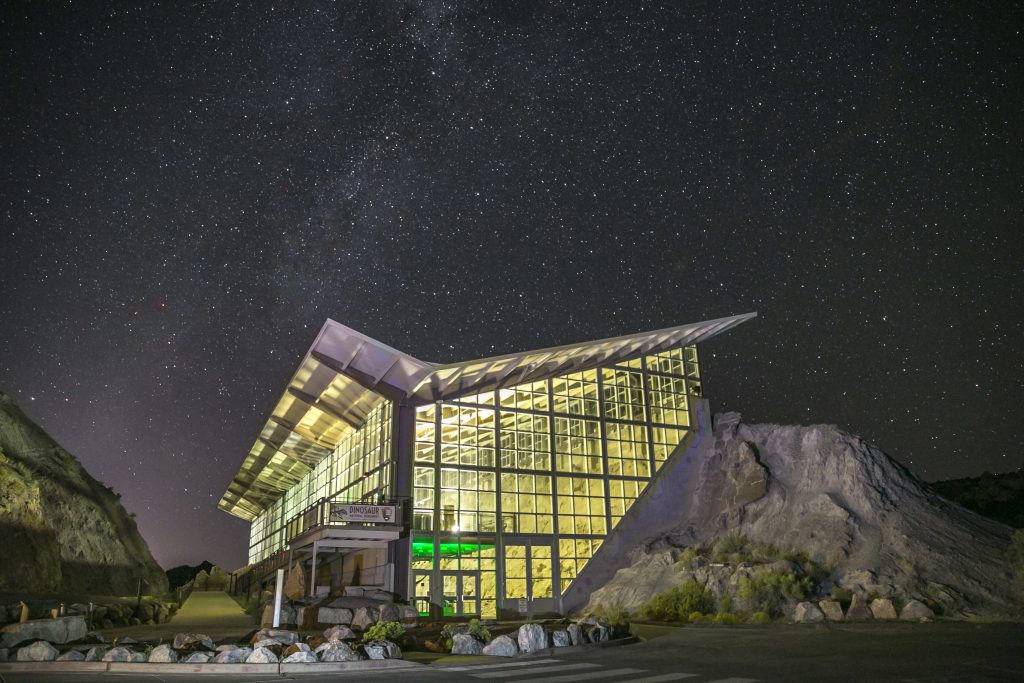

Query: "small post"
left=19, top=601, right=29, bottom=623
left=310, top=541, right=319, bottom=598
left=272, top=568, right=285, bottom=628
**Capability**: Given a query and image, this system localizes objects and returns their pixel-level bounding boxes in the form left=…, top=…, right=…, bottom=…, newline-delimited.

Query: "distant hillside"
left=0, top=391, right=168, bottom=596
left=166, top=560, right=214, bottom=590
left=930, top=471, right=1024, bottom=529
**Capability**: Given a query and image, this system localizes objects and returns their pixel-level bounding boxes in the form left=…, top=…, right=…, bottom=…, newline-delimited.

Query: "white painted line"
left=441, top=658, right=560, bottom=671
left=527, top=667, right=646, bottom=683
left=627, top=674, right=700, bottom=682
left=471, top=662, right=601, bottom=678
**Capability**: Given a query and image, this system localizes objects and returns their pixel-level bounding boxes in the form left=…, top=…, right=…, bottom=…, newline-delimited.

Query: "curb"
left=0, top=658, right=424, bottom=675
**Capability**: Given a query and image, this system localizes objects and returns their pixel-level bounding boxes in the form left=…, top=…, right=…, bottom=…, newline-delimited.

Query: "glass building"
left=219, top=314, right=754, bottom=617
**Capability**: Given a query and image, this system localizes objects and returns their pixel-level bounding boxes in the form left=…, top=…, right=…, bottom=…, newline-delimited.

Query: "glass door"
left=413, top=570, right=432, bottom=616
left=441, top=570, right=480, bottom=616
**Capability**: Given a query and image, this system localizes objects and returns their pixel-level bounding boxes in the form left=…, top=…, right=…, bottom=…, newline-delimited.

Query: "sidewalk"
left=98, top=591, right=256, bottom=643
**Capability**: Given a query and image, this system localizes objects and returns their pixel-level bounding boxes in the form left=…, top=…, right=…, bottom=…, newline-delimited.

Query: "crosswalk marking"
left=527, top=667, right=646, bottom=683
left=440, top=658, right=560, bottom=672
left=470, top=662, right=601, bottom=679
left=627, top=674, right=700, bottom=682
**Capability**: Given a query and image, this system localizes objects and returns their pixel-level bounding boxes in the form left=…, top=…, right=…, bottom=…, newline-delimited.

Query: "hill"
left=930, top=471, right=1024, bottom=529
left=165, top=560, right=214, bottom=591
left=0, top=391, right=168, bottom=596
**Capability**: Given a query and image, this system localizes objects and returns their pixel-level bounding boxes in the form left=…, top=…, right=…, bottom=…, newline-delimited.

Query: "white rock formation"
left=482, top=634, right=518, bottom=657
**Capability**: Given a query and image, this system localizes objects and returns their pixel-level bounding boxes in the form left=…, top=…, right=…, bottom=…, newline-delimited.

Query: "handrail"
left=284, top=494, right=410, bottom=544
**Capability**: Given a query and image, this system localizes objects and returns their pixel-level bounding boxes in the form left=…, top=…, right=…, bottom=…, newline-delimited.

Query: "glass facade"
left=246, top=400, right=393, bottom=564
left=410, top=345, right=701, bottom=615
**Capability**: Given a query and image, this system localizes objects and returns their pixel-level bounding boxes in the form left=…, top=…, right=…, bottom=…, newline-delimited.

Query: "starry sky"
left=1, top=2, right=1020, bottom=571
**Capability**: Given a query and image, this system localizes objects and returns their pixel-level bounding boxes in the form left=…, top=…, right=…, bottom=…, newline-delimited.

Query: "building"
left=219, top=313, right=755, bottom=617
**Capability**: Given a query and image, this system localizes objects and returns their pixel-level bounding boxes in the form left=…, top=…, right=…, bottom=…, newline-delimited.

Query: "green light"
left=411, top=541, right=495, bottom=558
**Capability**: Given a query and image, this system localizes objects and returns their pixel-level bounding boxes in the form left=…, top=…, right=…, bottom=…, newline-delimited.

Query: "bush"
left=736, top=568, right=815, bottom=617
left=640, top=581, right=716, bottom=621
left=594, top=602, right=630, bottom=625
left=467, top=618, right=491, bottom=643
left=713, top=612, right=745, bottom=625
left=363, top=621, right=407, bottom=647
left=749, top=611, right=772, bottom=624
left=675, top=546, right=701, bottom=569
left=830, top=587, right=853, bottom=610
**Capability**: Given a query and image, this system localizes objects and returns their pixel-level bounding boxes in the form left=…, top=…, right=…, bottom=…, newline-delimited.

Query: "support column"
left=310, top=541, right=319, bottom=597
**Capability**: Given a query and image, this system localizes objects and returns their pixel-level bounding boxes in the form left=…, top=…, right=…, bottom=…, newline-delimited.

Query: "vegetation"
left=363, top=620, right=407, bottom=646
left=593, top=601, right=630, bottom=624
left=736, top=567, right=815, bottom=617
left=438, top=618, right=490, bottom=651
left=639, top=580, right=716, bottom=621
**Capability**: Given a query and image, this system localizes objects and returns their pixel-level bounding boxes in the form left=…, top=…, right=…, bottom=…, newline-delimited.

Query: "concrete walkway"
left=98, top=591, right=256, bottom=643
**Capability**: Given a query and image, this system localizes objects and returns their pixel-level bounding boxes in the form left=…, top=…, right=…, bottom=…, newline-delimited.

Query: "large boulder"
left=101, top=646, right=135, bottom=662
left=282, top=650, right=318, bottom=663
left=148, top=644, right=178, bottom=663
left=182, top=652, right=212, bottom=663
left=316, top=640, right=362, bottom=662
left=483, top=634, right=519, bottom=657
left=57, top=650, right=85, bottom=661
left=246, top=646, right=279, bottom=664
left=399, top=604, right=419, bottom=624
left=351, top=606, right=378, bottom=630
left=899, top=599, right=935, bottom=622
left=317, top=607, right=353, bottom=625
left=84, top=646, right=108, bottom=661
left=552, top=630, right=571, bottom=647
left=364, top=639, right=402, bottom=659
left=378, top=603, right=400, bottom=622
left=869, top=598, right=898, bottom=621
left=451, top=633, right=484, bottom=655
left=794, top=602, right=825, bottom=623
left=845, top=594, right=873, bottom=621
left=16, top=641, right=59, bottom=661
left=214, top=647, right=251, bottom=663
left=818, top=600, right=844, bottom=621
left=173, top=632, right=214, bottom=651
left=323, top=625, right=356, bottom=641
left=517, top=623, right=547, bottom=653
left=567, top=623, right=583, bottom=646
left=1, top=616, right=87, bottom=647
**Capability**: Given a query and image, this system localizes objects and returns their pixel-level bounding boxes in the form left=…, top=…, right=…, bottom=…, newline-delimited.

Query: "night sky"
left=2, top=3, right=1020, bottom=571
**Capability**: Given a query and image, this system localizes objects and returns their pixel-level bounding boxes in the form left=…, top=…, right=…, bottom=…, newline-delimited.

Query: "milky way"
left=1, top=3, right=1020, bottom=569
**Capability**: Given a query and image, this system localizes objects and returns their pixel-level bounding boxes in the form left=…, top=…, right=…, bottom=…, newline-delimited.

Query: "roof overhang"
left=219, top=312, right=755, bottom=521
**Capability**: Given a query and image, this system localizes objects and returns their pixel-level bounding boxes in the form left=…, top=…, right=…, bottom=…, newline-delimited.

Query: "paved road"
left=3, top=621, right=1022, bottom=682
left=98, top=591, right=256, bottom=642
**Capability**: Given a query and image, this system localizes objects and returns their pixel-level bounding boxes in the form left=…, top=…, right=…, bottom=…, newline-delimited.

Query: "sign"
left=517, top=598, right=529, bottom=614
left=330, top=503, right=396, bottom=524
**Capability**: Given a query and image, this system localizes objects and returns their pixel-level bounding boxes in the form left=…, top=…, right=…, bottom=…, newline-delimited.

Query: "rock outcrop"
left=584, top=413, right=1020, bottom=620
left=0, top=391, right=167, bottom=595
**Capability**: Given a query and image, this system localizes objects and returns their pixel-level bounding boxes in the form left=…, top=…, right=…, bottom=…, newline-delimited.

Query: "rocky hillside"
left=0, top=391, right=167, bottom=596
left=584, top=413, right=1020, bottom=620
left=930, top=471, right=1024, bottom=529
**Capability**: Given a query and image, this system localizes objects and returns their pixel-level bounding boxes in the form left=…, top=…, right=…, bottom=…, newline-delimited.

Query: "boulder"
left=483, top=634, right=519, bottom=657
left=251, top=628, right=300, bottom=645
left=552, top=630, right=571, bottom=647
left=398, top=604, right=419, bottom=624
left=252, top=638, right=283, bottom=655
left=869, top=598, right=898, bottom=621
left=363, top=639, right=402, bottom=660
left=283, top=643, right=311, bottom=657
left=1, top=616, right=88, bottom=647
left=213, top=647, right=251, bottom=663
left=899, top=599, right=935, bottom=622
left=282, top=650, right=318, bottom=663
left=246, top=646, right=279, bottom=664
left=317, top=607, right=353, bottom=624
left=794, top=602, right=826, bottom=623
left=84, top=646, right=108, bottom=661
left=351, top=606, right=377, bottom=630
left=317, top=641, right=362, bottom=662
left=215, top=644, right=240, bottom=652
left=451, top=633, right=484, bottom=655
left=148, top=644, right=179, bottom=663
left=16, top=641, right=59, bottom=661
left=845, top=594, right=873, bottom=621
left=586, top=625, right=609, bottom=643
left=517, top=623, right=547, bottom=653
left=182, top=652, right=212, bottom=663
left=378, top=603, right=400, bottom=622
left=260, top=603, right=297, bottom=627
left=57, top=649, right=86, bottom=661
left=101, top=646, right=135, bottom=662
left=567, top=623, right=583, bottom=646
left=173, top=632, right=214, bottom=651
left=818, top=600, right=844, bottom=621
left=323, top=625, right=356, bottom=641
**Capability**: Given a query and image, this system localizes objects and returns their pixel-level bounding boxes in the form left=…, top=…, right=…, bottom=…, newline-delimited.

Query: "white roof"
left=219, top=312, right=755, bottom=520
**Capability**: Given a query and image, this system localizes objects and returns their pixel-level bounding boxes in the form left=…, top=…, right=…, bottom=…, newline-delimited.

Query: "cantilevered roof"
left=219, top=312, right=755, bottom=520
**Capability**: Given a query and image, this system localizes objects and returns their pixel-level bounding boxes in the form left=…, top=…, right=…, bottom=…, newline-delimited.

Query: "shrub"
left=675, top=546, right=701, bottom=569
left=363, top=621, right=407, bottom=646
left=736, top=568, right=815, bottom=617
left=712, top=533, right=750, bottom=563
left=749, top=611, right=771, bottom=624
left=467, top=618, right=491, bottom=643
left=830, top=587, right=853, bottom=610
left=640, top=581, right=716, bottom=621
left=594, top=602, right=630, bottom=625
left=713, top=612, right=745, bottom=625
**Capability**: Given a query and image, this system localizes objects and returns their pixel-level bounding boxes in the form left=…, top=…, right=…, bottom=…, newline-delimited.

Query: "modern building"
left=219, top=313, right=755, bottom=618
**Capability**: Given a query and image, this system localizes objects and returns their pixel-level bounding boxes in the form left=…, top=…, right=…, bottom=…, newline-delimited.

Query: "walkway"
left=98, top=591, right=256, bottom=643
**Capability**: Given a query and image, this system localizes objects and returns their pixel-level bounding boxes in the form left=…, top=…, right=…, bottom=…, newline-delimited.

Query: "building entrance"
left=441, top=570, right=479, bottom=616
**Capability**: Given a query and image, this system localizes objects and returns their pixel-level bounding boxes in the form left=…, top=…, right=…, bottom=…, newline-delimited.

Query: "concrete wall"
left=560, top=398, right=716, bottom=614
